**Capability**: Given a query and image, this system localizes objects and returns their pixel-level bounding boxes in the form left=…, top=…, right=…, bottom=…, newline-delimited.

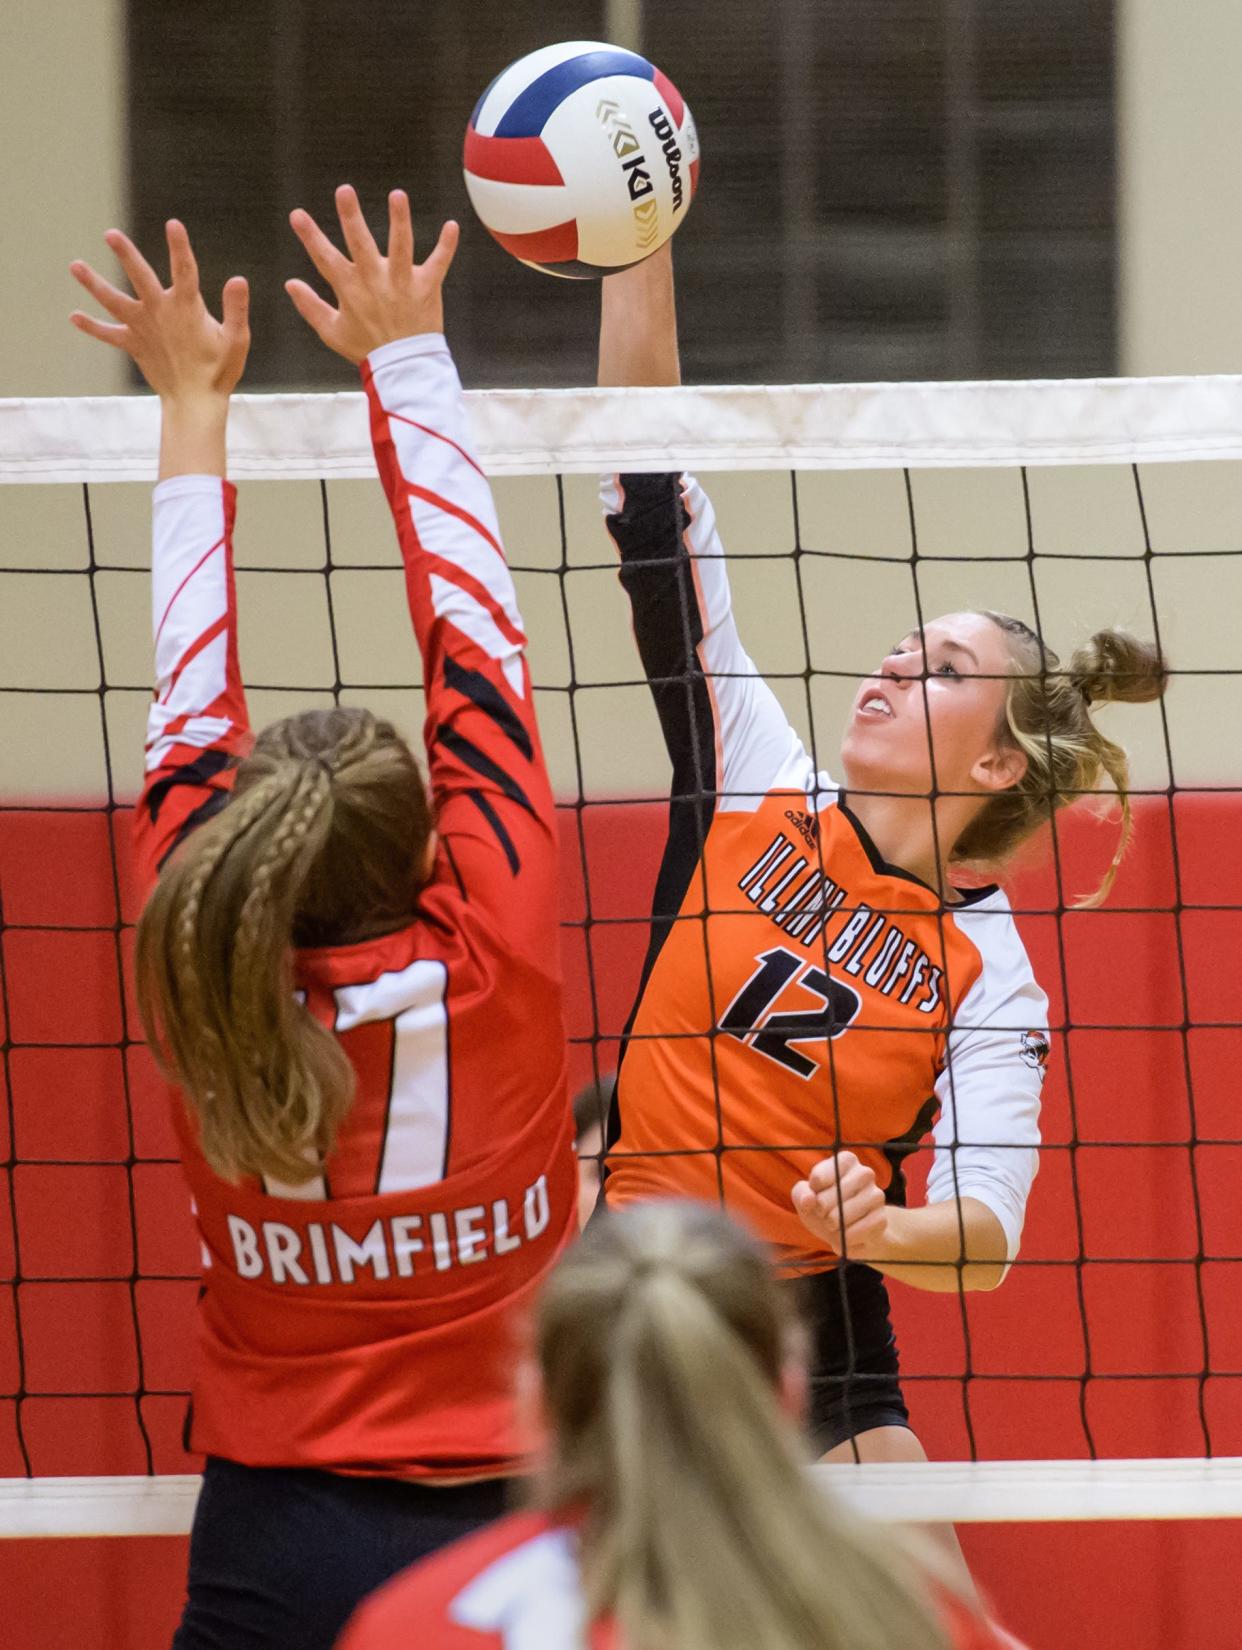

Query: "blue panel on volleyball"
left=493, top=48, right=655, bottom=138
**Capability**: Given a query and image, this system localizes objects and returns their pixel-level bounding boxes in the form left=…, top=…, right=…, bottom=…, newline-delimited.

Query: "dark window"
left=128, top=0, right=1114, bottom=388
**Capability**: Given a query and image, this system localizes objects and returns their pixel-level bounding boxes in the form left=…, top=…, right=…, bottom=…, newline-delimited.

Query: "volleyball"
left=463, top=41, right=699, bottom=278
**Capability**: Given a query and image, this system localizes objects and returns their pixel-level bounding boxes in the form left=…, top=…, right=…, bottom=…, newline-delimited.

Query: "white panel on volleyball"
left=543, top=75, right=694, bottom=268
left=463, top=176, right=572, bottom=237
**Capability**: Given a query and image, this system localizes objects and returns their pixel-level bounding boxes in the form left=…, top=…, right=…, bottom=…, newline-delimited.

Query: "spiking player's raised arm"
left=70, top=192, right=576, bottom=1650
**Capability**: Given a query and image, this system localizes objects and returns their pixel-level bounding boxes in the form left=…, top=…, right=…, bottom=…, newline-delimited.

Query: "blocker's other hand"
left=69, top=221, right=250, bottom=401
left=286, top=185, right=459, bottom=363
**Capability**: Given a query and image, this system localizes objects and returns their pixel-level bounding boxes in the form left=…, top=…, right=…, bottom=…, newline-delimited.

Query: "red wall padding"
left=2, top=794, right=1240, bottom=1648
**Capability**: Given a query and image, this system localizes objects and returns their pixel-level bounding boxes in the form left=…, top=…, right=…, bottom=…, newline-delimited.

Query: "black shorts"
left=171, top=1456, right=515, bottom=1650
left=782, top=1261, right=910, bottom=1455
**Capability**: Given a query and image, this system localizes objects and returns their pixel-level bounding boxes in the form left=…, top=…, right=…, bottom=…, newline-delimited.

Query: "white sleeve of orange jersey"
left=601, top=471, right=821, bottom=810
left=927, top=897, right=1047, bottom=1265
left=674, top=474, right=815, bottom=806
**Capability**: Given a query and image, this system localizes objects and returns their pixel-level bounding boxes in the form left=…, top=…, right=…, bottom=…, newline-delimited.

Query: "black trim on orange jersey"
left=435, top=724, right=537, bottom=817
left=606, top=473, right=718, bottom=1156
left=466, top=790, right=520, bottom=876
left=836, top=796, right=999, bottom=908
left=443, top=654, right=533, bottom=761
left=881, top=1091, right=941, bottom=1209
left=145, top=746, right=236, bottom=823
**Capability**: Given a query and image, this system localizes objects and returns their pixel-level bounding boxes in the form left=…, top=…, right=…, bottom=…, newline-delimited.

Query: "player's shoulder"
left=946, top=884, right=1033, bottom=974
left=339, top=1509, right=562, bottom=1650
left=944, top=885, right=1048, bottom=1036
left=293, top=900, right=461, bottom=993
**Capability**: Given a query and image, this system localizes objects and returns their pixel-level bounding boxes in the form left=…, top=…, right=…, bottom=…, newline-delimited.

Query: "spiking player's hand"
left=69, top=222, right=250, bottom=403
left=286, top=185, right=459, bottom=363
left=791, top=1150, right=892, bottom=1261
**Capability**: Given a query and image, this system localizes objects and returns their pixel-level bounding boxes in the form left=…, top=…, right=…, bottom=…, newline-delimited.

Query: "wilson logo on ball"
left=463, top=40, right=699, bottom=279
left=648, top=108, right=686, bottom=210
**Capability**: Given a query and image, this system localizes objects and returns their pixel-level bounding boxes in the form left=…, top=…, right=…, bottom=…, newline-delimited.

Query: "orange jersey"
left=133, top=335, right=576, bottom=1480
left=338, top=1507, right=1023, bottom=1650
left=601, top=473, right=1047, bottom=1274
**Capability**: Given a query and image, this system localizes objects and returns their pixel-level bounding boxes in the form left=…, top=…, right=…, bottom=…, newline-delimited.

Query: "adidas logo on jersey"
left=783, top=807, right=820, bottom=849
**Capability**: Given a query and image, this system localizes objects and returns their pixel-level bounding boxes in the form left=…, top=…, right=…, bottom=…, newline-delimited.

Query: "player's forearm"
left=598, top=242, right=681, bottom=387
left=868, top=1198, right=1008, bottom=1293
left=149, top=476, right=241, bottom=700
left=364, top=333, right=476, bottom=565
left=362, top=333, right=512, bottom=587
left=139, top=473, right=249, bottom=880
left=158, top=392, right=230, bottom=481
left=362, top=333, right=529, bottom=706
left=363, top=331, right=461, bottom=428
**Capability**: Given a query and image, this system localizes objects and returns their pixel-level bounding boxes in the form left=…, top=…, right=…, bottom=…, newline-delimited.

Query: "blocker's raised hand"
left=286, top=185, right=459, bottom=363
left=69, top=221, right=250, bottom=401
left=792, top=1149, right=892, bottom=1262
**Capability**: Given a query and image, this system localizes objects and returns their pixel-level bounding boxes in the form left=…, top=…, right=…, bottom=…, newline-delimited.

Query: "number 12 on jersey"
left=720, top=946, right=861, bottom=1079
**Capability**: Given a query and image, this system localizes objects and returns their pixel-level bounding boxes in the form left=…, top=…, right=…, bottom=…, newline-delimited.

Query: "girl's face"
left=839, top=612, right=1025, bottom=803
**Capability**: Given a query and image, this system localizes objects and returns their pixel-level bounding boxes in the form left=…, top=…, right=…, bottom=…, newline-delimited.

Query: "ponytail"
left=136, top=705, right=431, bottom=1184
left=537, top=1202, right=951, bottom=1650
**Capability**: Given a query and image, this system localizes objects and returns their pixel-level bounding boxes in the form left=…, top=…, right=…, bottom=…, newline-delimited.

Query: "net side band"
left=4, top=1460, right=1242, bottom=1538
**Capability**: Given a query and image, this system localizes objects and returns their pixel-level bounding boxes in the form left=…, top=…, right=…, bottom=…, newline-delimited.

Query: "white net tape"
left=4, top=1460, right=1242, bottom=1539
left=5, top=374, right=1242, bottom=481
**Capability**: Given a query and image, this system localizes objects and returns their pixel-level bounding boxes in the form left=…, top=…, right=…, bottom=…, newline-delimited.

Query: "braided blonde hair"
left=537, top=1201, right=953, bottom=1650
left=951, top=618, right=1167, bottom=908
left=136, top=707, right=432, bottom=1184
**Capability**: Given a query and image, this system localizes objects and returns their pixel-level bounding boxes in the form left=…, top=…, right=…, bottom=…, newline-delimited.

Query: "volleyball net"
left=1, top=374, right=1240, bottom=1543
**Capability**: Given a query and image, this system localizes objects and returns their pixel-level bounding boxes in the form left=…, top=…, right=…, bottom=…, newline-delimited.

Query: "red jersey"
left=134, top=333, right=576, bottom=1480
left=336, top=1508, right=1023, bottom=1650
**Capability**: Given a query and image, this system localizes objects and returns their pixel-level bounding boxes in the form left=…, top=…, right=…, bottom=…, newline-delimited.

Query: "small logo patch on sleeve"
left=1020, top=1029, right=1051, bottom=1076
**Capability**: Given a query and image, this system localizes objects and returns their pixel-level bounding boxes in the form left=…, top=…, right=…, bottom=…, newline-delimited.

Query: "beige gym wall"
left=0, top=0, right=128, bottom=397
left=1118, top=0, right=1242, bottom=374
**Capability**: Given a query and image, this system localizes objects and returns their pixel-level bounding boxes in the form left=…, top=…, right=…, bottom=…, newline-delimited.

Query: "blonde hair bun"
left=1069, top=629, right=1167, bottom=707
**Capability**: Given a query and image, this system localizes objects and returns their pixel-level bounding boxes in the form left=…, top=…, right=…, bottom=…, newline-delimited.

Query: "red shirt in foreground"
left=337, top=1507, right=1026, bottom=1650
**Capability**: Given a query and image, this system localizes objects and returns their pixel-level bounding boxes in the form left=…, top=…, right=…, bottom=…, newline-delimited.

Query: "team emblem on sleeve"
left=1020, top=1029, right=1051, bottom=1076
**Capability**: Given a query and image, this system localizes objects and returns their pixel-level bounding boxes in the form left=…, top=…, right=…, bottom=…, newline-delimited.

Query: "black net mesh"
left=0, top=454, right=1238, bottom=1479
